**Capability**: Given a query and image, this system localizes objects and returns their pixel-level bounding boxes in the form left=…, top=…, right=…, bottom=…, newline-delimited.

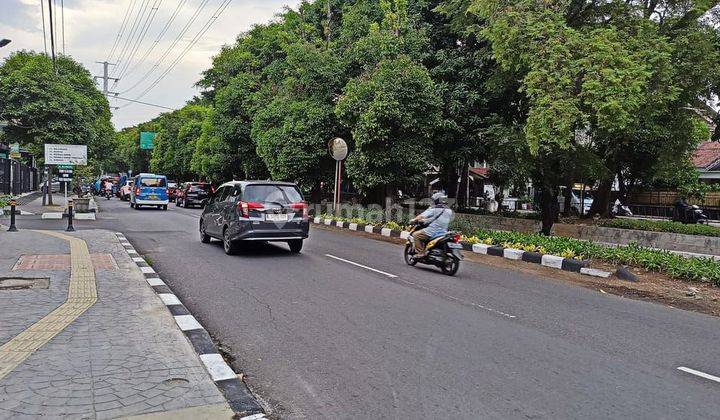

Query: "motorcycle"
left=611, top=199, right=633, bottom=217
left=104, top=189, right=113, bottom=200
left=672, top=200, right=708, bottom=224
left=403, top=221, right=463, bottom=276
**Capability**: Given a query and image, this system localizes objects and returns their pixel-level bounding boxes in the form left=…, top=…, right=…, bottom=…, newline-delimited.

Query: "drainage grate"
left=0, top=277, right=50, bottom=290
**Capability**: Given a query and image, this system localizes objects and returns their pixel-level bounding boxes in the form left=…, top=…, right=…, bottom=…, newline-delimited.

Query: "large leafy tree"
left=0, top=51, right=113, bottom=167
left=470, top=0, right=720, bottom=232
left=336, top=56, right=442, bottom=196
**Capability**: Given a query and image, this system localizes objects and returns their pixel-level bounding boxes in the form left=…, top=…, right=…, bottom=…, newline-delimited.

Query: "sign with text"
left=44, top=144, right=87, bottom=165
left=140, top=132, right=156, bottom=150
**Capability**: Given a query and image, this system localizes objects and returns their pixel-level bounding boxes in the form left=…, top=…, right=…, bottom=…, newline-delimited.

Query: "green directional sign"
left=140, top=131, right=156, bottom=150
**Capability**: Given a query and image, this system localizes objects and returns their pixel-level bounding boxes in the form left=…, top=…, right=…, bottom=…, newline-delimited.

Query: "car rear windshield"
left=190, top=184, right=210, bottom=192
left=243, top=184, right=303, bottom=204
left=140, top=178, right=166, bottom=187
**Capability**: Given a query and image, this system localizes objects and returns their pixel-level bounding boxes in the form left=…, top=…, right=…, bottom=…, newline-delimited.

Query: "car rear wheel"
left=223, top=228, right=237, bottom=255
left=162, top=205, right=168, bottom=210
left=130, top=202, right=135, bottom=208
left=288, top=239, right=303, bottom=253
left=200, top=223, right=211, bottom=243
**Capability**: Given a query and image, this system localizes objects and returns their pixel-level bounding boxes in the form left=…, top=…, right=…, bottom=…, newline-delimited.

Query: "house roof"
left=692, top=141, right=720, bottom=170
left=469, top=167, right=489, bottom=178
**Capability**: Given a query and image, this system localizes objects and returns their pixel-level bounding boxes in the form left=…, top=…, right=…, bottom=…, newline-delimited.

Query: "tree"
left=336, top=56, right=442, bottom=198
left=0, top=51, right=113, bottom=167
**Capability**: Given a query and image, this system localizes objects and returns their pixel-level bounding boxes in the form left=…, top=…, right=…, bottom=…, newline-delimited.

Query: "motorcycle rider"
left=411, top=191, right=453, bottom=257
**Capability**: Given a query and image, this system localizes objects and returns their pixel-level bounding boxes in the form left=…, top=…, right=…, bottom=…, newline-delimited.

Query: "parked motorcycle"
left=403, top=221, right=463, bottom=276
left=672, top=200, right=708, bottom=224
left=611, top=199, right=633, bottom=217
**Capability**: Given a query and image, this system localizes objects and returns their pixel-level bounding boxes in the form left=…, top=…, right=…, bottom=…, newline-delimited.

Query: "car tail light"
left=135, top=187, right=141, bottom=196
left=237, top=201, right=264, bottom=218
left=453, top=233, right=462, bottom=243
left=290, top=202, right=309, bottom=220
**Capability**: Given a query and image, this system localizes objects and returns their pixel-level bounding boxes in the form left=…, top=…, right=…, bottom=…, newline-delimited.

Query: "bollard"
left=7, top=199, right=18, bottom=232
left=66, top=199, right=75, bottom=232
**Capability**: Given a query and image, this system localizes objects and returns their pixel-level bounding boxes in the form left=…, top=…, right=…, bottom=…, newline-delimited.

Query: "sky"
left=0, top=0, right=301, bottom=129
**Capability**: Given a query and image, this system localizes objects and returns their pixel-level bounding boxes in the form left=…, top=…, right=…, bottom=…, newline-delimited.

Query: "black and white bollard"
left=7, top=199, right=18, bottom=232
left=66, top=199, right=75, bottom=232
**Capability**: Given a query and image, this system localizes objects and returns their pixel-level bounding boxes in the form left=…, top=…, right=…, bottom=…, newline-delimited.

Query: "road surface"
left=8, top=198, right=720, bottom=419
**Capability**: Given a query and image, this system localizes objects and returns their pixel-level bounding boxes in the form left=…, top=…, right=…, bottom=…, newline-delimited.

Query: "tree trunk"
left=589, top=178, right=612, bottom=217
left=562, top=180, right=573, bottom=216
left=457, top=161, right=469, bottom=209
left=539, top=184, right=558, bottom=235
left=310, top=181, right=322, bottom=205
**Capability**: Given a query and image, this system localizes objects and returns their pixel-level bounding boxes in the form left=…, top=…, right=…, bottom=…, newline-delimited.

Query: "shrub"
left=599, top=218, right=720, bottom=238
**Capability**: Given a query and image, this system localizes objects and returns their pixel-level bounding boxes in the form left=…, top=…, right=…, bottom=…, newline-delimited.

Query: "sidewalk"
left=8, top=193, right=97, bottom=220
left=0, top=228, right=234, bottom=419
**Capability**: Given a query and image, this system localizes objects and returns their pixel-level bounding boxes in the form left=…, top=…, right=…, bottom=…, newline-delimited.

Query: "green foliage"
left=0, top=52, right=113, bottom=167
left=599, top=218, right=720, bottom=238
left=474, top=229, right=720, bottom=285
left=336, top=56, right=442, bottom=193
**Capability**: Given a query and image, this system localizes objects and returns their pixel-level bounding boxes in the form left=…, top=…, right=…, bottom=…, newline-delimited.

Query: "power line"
left=61, top=0, right=65, bottom=54
left=107, top=0, right=138, bottom=62
left=116, top=0, right=188, bottom=89
left=118, top=0, right=211, bottom=94
left=40, top=0, right=48, bottom=55
left=112, top=0, right=164, bottom=83
left=133, top=0, right=232, bottom=99
left=111, top=95, right=177, bottom=110
left=112, top=0, right=152, bottom=73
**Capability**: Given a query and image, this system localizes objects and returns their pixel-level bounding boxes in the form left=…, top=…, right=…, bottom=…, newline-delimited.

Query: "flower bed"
left=319, top=213, right=720, bottom=285
left=598, top=218, right=720, bottom=238
left=463, top=230, right=720, bottom=285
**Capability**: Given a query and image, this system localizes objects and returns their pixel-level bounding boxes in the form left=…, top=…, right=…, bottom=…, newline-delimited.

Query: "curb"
left=113, top=232, right=266, bottom=418
left=310, top=218, right=612, bottom=279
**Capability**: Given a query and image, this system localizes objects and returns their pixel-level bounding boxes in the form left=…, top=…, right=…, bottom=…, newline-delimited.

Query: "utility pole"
left=94, top=61, right=120, bottom=110
left=47, top=0, right=56, bottom=74
left=94, top=61, right=119, bottom=95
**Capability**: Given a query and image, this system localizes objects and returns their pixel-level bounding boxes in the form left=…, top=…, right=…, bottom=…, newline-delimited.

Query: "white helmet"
left=431, top=191, right=447, bottom=205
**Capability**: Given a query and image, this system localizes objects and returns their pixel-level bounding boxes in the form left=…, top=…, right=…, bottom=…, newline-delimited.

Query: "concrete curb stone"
left=113, top=232, right=265, bottom=417
left=310, top=218, right=613, bottom=280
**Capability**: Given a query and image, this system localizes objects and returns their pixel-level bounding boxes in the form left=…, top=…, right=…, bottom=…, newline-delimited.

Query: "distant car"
left=176, top=182, right=212, bottom=208
left=199, top=181, right=309, bottom=254
left=130, top=173, right=169, bottom=210
left=120, top=180, right=134, bottom=201
left=167, top=181, right=178, bottom=202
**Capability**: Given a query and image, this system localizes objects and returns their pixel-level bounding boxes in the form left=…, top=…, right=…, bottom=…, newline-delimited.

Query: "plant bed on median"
left=598, top=218, right=720, bottom=238
left=316, top=214, right=720, bottom=286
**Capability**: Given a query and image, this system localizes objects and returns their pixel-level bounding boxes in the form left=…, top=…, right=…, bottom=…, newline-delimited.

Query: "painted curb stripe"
left=174, top=315, right=204, bottom=331
left=158, top=293, right=182, bottom=306
left=200, top=354, right=237, bottom=381
left=114, top=232, right=264, bottom=416
left=146, top=277, right=166, bottom=287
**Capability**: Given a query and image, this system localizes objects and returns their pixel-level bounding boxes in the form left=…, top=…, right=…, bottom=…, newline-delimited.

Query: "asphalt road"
left=7, top=198, right=720, bottom=419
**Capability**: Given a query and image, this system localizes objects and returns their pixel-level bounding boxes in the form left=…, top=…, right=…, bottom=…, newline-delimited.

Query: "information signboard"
left=44, top=144, right=88, bottom=165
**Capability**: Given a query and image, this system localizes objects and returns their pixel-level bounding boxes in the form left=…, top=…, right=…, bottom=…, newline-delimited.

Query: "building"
left=692, top=141, right=720, bottom=183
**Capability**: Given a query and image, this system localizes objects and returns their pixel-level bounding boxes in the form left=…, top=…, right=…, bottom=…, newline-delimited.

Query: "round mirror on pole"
left=328, top=138, right=348, bottom=216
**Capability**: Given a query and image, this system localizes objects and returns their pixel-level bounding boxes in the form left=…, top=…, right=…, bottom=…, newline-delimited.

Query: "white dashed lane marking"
left=325, top=254, right=398, bottom=278
left=677, top=367, right=720, bottom=384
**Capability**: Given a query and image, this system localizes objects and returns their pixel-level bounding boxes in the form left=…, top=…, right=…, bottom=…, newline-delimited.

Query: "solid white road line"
left=677, top=367, right=720, bottom=384
left=325, top=254, right=398, bottom=278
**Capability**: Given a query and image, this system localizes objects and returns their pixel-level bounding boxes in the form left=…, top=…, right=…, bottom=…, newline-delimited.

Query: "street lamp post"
left=0, top=39, right=11, bottom=48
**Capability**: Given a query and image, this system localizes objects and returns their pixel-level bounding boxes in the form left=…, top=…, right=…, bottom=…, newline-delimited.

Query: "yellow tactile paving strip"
left=0, top=230, right=97, bottom=381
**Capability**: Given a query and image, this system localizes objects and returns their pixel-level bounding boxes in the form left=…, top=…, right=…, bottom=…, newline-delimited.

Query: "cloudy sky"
left=0, top=0, right=301, bottom=129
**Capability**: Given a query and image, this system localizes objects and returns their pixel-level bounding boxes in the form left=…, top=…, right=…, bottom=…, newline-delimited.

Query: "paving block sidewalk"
left=0, top=228, right=233, bottom=419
